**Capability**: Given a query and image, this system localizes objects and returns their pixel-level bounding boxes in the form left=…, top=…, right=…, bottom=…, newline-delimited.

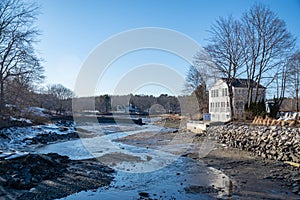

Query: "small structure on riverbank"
left=186, top=120, right=209, bottom=133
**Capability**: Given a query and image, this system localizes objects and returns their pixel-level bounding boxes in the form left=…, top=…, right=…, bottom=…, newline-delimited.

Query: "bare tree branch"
left=0, top=0, right=43, bottom=112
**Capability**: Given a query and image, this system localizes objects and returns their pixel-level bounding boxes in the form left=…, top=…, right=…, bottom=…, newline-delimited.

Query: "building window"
left=222, top=88, right=228, bottom=96
left=240, top=102, right=244, bottom=110
left=221, top=102, right=225, bottom=112
left=211, top=89, right=219, bottom=98
left=235, top=101, right=245, bottom=110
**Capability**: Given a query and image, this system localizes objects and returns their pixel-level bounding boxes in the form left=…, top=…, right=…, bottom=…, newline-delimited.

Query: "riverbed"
left=37, top=123, right=231, bottom=199
left=1, top=120, right=298, bottom=199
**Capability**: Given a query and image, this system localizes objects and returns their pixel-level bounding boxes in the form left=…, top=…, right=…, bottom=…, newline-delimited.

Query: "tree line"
left=73, top=94, right=206, bottom=119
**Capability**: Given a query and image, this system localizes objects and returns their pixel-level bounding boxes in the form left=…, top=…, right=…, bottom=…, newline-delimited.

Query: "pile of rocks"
left=0, top=153, right=69, bottom=190
left=23, top=131, right=79, bottom=145
left=0, top=152, right=115, bottom=199
left=209, top=124, right=300, bottom=163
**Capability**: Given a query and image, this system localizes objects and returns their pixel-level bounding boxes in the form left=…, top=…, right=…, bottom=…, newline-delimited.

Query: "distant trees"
left=75, top=94, right=181, bottom=115
left=129, top=94, right=180, bottom=114
left=95, top=95, right=111, bottom=113
left=46, top=84, right=74, bottom=114
left=0, top=0, right=44, bottom=113
left=128, top=95, right=156, bottom=112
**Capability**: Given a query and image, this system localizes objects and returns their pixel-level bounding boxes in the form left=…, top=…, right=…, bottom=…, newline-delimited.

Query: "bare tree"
left=242, top=3, right=295, bottom=106
left=47, top=84, right=74, bottom=114
left=185, top=65, right=204, bottom=92
left=184, top=65, right=209, bottom=116
left=5, top=77, right=36, bottom=108
left=286, top=51, right=300, bottom=112
left=0, top=0, right=44, bottom=112
left=195, top=16, right=245, bottom=119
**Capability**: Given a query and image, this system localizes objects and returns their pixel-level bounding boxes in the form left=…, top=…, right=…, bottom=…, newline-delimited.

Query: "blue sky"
left=35, top=0, right=300, bottom=96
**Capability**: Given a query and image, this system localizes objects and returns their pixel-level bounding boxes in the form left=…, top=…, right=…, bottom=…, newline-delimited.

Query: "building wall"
left=233, top=87, right=265, bottom=119
left=209, top=80, right=230, bottom=122
left=209, top=80, right=266, bottom=122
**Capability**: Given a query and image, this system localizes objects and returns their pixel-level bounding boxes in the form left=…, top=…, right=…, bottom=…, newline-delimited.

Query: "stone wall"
left=209, top=124, right=300, bottom=163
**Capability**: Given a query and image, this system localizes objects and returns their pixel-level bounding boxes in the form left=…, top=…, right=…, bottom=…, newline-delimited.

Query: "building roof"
left=221, top=78, right=265, bottom=89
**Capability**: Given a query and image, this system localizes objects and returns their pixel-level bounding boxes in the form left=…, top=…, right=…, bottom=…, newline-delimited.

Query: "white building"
left=209, top=78, right=266, bottom=122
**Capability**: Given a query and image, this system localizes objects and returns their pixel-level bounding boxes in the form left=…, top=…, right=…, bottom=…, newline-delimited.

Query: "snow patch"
left=9, top=116, right=32, bottom=124
left=0, top=121, right=76, bottom=152
left=23, top=107, right=51, bottom=117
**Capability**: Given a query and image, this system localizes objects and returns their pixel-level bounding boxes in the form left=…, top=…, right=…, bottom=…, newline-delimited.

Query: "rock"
left=0, top=190, right=5, bottom=196
left=208, top=124, right=299, bottom=163
left=292, top=186, right=299, bottom=194
left=29, top=187, right=38, bottom=193
left=139, top=192, right=150, bottom=198
left=59, top=126, right=68, bottom=132
left=0, top=153, right=70, bottom=190
left=184, top=185, right=220, bottom=194
left=290, top=153, right=300, bottom=163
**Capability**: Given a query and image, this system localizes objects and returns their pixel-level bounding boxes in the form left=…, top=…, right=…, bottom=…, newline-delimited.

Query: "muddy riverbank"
left=37, top=123, right=231, bottom=200
left=116, top=123, right=300, bottom=199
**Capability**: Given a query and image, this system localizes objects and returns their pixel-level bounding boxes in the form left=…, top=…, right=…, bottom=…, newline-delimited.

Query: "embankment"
left=209, top=124, right=300, bottom=163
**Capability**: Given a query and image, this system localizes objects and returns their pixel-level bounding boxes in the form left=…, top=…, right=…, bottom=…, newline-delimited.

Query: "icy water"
left=37, top=123, right=230, bottom=199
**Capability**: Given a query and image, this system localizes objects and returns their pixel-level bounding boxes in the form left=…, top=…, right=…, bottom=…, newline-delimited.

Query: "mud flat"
left=116, top=120, right=300, bottom=199
left=40, top=124, right=231, bottom=199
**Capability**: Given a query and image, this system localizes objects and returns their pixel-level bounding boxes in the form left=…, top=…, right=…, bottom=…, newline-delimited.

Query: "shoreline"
left=117, top=118, right=300, bottom=199
left=1, top=118, right=299, bottom=199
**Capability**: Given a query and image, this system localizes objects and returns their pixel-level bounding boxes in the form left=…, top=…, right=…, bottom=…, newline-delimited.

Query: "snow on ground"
left=24, top=107, right=51, bottom=117
left=0, top=121, right=76, bottom=154
left=9, top=116, right=33, bottom=124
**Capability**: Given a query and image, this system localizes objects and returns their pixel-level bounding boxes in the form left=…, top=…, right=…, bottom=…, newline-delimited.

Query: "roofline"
left=219, top=78, right=266, bottom=89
